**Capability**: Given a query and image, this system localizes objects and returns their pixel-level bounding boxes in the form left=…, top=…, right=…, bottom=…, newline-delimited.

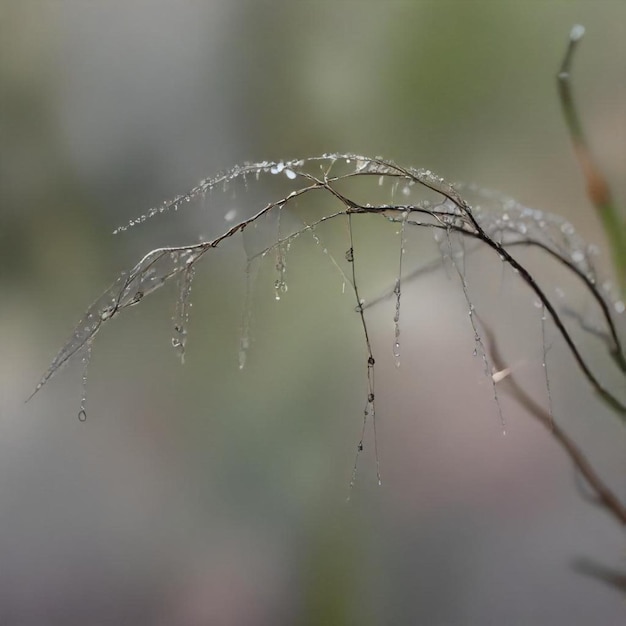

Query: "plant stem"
left=558, top=25, right=626, bottom=294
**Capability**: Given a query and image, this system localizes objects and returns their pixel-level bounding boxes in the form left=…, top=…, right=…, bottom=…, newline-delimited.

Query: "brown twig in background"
left=478, top=315, right=626, bottom=526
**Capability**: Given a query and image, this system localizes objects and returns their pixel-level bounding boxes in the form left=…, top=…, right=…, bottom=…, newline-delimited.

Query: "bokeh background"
left=1, top=1, right=625, bottom=624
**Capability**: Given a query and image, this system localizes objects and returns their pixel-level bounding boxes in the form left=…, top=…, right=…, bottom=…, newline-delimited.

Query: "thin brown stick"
left=479, top=316, right=626, bottom=526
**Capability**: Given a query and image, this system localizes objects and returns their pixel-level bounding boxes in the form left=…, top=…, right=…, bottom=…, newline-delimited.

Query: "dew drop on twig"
left=274, top=212, right=288, bottom=300
left=541, top=306, right=554, bottom=429
left=239, top=258, right=260, bottom=370
left=172, top=263, right=195, bottom=364
left=447, top=232, right=506, bottom=435
left=392, top=214, right=406, bottom=368
left=78, top=341, right=92, bottom=422
left=274, top=254, right=287, bottom=300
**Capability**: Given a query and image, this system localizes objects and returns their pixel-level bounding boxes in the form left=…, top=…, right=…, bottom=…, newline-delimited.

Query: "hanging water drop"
left=392, top=280, right=402, bottom=367
left=274, top=256, right=287, bottom=300
left=392, top=218, right=406, bottom=367
left=273, top=212, right=288, bottom=300
left=541, top=305, right=554, bottom=428
left=172, top=264, right=195, bottom=364
left=238, top=259, right=259, bottom=370
left=78, top=341, right=92, bottom=423
left=447, top=232, right=506, bottom=435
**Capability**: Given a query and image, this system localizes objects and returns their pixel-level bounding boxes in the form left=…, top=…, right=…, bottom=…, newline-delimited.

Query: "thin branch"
left=347, top=211, right=381, bottom=488
left=505, top=238, right=625, bottom=371
left=470, top=224, right=626, bottom=418
left=478, top=315, right=626, bottom=526
left=30, top=155, right=625, bottom=426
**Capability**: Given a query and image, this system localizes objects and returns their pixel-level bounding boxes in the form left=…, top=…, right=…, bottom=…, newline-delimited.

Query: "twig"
left=558, top=25, right=626, bottom=293
left=478, top=315, right=626, bottom=526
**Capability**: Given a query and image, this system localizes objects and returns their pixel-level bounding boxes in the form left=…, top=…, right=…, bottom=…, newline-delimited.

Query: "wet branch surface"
left=29, top=153, right=625, bottom=522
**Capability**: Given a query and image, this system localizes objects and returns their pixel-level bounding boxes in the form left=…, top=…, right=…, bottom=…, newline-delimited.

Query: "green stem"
left=558, top=25, right=626, bottom=296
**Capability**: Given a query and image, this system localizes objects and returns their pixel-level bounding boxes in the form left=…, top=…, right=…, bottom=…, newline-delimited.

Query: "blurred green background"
left=1, top=1, right=625, bottom=624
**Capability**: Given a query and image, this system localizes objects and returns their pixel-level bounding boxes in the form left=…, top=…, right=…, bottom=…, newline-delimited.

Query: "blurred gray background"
left=1, top=1, right=625, bottom=624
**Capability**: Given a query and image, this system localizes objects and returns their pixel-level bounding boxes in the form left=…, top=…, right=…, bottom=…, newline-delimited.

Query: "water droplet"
left=274, top=279, right=288, bottom=296
left=78, top=342, right=92, bottom=422
left=172, top=265, right=195, bottom=364
left=238, top=259, right=258, bottom=370
left=284, top=168, right=296, bottom=180
left=570, top=24, right=585, bottom=41
left=274, top=261, right=287, bottom=299
left=355, top=158, right=369, bottom=172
